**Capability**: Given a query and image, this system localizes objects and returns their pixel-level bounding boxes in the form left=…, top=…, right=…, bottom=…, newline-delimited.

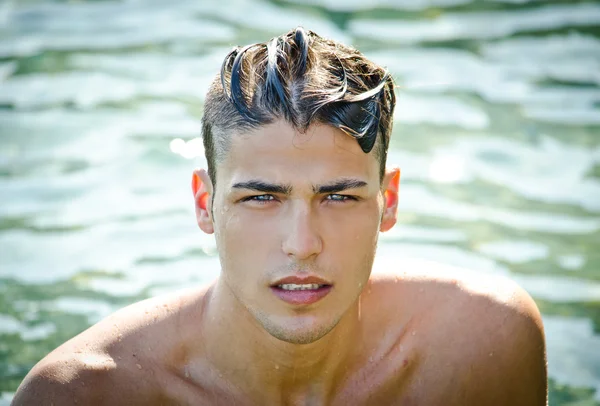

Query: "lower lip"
left=270, top=285, right=332, bottom=305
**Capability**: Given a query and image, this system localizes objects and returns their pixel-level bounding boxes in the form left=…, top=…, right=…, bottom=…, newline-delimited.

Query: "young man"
left=12, top=28, right=547, bottom=405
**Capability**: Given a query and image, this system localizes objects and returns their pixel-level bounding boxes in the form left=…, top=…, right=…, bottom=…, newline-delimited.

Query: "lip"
left=270, top=285, right=333, bottom=305
left=270, top=274, right=333, bottom=306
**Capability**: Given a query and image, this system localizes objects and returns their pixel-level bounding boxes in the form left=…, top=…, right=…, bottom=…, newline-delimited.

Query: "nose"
left=281, top=203, right=323, bottom=260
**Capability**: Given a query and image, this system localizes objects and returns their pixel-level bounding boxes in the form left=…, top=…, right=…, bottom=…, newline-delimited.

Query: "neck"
left=200, top=278, right=364, bottom=403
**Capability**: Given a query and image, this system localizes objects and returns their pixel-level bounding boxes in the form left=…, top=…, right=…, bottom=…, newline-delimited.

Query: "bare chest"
left=155, top=353, right=424, bottom=406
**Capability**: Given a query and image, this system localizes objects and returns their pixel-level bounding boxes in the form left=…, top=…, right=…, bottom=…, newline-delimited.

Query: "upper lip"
left=271, top=275, right=332, bottom=286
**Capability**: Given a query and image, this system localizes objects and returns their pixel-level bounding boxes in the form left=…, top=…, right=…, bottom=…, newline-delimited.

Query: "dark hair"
left=202, top=27, right=396, bottom=189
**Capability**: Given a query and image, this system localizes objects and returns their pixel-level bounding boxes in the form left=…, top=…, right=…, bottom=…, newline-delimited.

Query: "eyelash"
left=242, top=194, right=357, bottom=204
left=325, top=194, right=356, bottom=202
left=243, top=195, right=275, bottom=204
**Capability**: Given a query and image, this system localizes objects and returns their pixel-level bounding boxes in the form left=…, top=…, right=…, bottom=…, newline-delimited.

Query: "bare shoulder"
left=11, top=349, right=119, bottom=405
left=371, top=257, right=544, bottom=321
left=12, top=285, right=211, bottom=405
left=370, top=259, right=547, bottom=405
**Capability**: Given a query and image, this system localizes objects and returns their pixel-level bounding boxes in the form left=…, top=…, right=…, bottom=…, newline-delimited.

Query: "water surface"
left=0, top=0, right=599, bottom=404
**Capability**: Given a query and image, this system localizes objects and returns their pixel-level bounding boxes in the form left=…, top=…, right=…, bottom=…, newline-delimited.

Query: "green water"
left=0, top=0, right=599, bottom=404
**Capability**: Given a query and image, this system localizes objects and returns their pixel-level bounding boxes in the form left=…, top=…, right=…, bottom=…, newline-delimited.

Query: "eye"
left=242, top=194, right=276, bottom=204
left=325, top=194, right=357, bottom=202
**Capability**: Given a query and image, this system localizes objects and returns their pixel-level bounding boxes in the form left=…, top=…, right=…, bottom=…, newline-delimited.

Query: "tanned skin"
left=12, top=121, right=547, bottom=405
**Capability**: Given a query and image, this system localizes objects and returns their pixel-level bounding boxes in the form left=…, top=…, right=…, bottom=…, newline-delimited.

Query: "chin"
left=254, top=310, right=342, bottom=345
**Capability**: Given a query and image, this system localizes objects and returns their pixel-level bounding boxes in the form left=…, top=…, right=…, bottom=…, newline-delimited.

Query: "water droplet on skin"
left=117, top=356, right=122, bottom=360
left=369, top=356, right=373, bottom=363
left=136, top=363, right=142, bottom=370
left=411, top=331, right=416, bottom=336
left=489, top=352, right=493, bottom=357
left=185, top=369, right=190, bottom=378
left=275, top=365, right=279, bottom=370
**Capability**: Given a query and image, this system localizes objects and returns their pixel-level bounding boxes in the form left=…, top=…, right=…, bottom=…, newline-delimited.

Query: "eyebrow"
left=231, top=180, right=292, bottom=195
left=231, top=178, right=368, bottom=195
left=314, top=178, right=368, bottom=194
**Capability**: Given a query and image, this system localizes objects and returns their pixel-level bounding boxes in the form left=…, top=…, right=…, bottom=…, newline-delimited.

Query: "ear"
left=192, top=168, right=214, bottom=234
left=380, top=167, right=400, bottom=233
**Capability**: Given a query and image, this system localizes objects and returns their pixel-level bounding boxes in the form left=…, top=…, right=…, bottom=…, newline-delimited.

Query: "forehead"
left=217, top=120, right=380, bottom=188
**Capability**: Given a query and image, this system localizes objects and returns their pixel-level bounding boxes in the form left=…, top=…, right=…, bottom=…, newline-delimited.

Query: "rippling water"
left=0, top=0, right=599, bottom=404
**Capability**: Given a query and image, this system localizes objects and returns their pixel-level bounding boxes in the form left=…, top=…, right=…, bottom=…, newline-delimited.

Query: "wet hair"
left=201, top=27, right=396, bottom=189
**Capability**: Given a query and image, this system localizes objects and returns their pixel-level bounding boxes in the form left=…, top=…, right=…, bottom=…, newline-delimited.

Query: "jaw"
left=207, top=275, right=362, bottom=354
left=254, top=308, right=340, bottom=345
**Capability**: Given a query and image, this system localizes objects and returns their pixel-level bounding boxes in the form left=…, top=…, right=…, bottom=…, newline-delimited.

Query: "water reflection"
left=349, top=3, right=600, bottom=43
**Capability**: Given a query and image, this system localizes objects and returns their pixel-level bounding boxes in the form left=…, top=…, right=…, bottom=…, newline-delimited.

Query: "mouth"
left=270, top=276, right=333, bottom=305
left=276, top=283, right=329, bottom=291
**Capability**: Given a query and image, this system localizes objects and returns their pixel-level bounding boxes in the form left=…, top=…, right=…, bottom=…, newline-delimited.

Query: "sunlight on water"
left=428, top=154, right=468, bottom=184
left=170, top=137, right=205, bottom=159
left=477, top=240, right=550, bottom=264
left=395, top=94, right=489, bottom=130
left=350, top=3, right=600, bottom=43
left=557, top=254, right=586, bottom=272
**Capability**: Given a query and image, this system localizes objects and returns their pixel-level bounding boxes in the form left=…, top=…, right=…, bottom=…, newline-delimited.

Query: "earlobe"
left=380, top=167, right=400, bottom=233
left=192, top=169, right=214, bottom=234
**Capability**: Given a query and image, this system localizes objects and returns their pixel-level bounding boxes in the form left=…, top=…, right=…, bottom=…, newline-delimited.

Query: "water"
left=0, top=0, right=599, bottom=404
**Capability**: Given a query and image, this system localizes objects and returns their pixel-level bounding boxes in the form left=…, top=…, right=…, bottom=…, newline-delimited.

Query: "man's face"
left=202, top=120, right=396, bottom=344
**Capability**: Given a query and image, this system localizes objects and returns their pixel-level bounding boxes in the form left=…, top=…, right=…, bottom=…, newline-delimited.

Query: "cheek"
left=214, top=206, right=277, bottom=270
left=320, top=204, right=381, bottom=270
left=218, top=209, right=276, bottom=244
left=323, top=202, right=381, bottom=241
